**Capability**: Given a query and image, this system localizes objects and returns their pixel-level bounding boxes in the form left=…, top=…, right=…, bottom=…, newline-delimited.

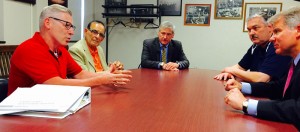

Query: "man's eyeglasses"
left=49, top=17, right=76, bottom=31
left=88, top=29, right=105, bottom=38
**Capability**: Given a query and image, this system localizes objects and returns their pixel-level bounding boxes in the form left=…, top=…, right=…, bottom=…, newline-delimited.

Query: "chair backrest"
left=0, top=79, right=8, bottom=102
left=0, top=45, right=18, bottom=78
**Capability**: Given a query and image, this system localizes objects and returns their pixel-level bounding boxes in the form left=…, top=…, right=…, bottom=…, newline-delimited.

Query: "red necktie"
left=283, top=63, right=294, bottom=97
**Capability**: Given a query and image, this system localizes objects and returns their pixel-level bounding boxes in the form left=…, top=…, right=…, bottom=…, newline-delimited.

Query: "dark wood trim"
left=69, top=40, right=79, bottom=43
left=0, top=45, right=18, bottom=52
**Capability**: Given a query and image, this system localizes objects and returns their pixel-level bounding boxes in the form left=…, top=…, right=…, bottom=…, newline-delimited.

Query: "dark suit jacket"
left=250, top=60, right=300, bottom=130
left=141, top=37, right=189, bottom=69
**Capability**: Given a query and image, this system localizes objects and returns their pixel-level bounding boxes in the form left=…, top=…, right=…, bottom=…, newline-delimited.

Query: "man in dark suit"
left=223, top=7, right=300, bottom=130
left=141, top=21, right=189, bottom=71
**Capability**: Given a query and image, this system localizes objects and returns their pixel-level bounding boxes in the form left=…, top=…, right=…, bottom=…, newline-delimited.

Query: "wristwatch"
left=242, top=99, right=249, bottom=114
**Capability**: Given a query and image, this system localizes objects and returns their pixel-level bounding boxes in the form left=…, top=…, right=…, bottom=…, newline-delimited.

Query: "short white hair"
left=159, top=21, right=175, bottom=33
left=39, top=4, right=72, bottom=29
left=247, top=12, right=268, bottom=25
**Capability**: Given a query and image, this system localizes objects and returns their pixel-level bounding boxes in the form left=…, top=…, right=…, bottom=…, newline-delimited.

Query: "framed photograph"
left=214, top=0, right=244, bottom=19
left=243, top=3, right=282, bottom=32
left=105, top=0, right=127, bottom=14
left=184, top=4, right=211, bottom=26
left=158, top=0, right=182, bottom=16
left=15, top=0, right=36, bottom=5
left=105, top=0, right=127, bottom=6
left=48, top=0, right=68, bottom=7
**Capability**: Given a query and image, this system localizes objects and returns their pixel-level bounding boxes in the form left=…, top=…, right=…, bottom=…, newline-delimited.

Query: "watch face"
left=243, top=100, right=248, bottom=107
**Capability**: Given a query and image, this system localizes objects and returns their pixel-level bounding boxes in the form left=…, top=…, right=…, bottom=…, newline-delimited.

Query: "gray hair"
left=39, top=4, right=72, bottom=29
left=268, top=6, right=300, bottom=29
left=159, top=21, right=175, bottom=33
left=247, top=12, right=269, bottom=25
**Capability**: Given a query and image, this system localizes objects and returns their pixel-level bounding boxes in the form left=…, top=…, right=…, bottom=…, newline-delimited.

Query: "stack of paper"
left=0, top=84, right=91, bottom=119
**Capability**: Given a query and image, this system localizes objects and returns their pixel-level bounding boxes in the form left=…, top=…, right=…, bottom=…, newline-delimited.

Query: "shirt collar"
left=87, top=45, right=98, bottom=56
left=160, top=43, right=169, bottom=48
left=294, top=53, right=300, bottom=65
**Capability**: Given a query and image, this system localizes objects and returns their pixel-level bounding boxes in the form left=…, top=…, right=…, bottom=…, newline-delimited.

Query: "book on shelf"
left=0, top=84, right=91, bottom=119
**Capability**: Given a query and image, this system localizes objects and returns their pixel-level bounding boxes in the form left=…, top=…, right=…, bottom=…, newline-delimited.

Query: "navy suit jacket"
left=141, top=37, right=189, bottom=69
left=250, top=60, right=300, bottom=130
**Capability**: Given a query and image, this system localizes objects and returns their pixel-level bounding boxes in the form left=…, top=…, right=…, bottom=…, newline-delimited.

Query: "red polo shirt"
left=8, top=32, right=82, bottom=95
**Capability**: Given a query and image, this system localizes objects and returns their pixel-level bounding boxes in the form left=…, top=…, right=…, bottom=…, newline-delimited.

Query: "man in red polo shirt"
left=8, top=4, right=132, bottom=95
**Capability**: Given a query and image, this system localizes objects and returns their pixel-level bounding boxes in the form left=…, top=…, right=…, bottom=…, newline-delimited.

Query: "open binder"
left=0, top=84, right=91, bottom=119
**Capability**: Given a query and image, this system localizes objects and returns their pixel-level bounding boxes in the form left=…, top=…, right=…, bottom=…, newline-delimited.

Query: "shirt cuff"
left=177, top=62, right=181, bottom=69
left=241, top=82, right=252, bottom=94
left=247, top=99, right=258, bottom=116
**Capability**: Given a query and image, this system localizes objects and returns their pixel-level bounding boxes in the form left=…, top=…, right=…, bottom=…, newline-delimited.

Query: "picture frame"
left=214, top=0, right=244, bottom=19
left=48, top=0, right=68, bottom=7
left=105, top=0, right=127, bottom=6
left=105, top=0, right=127, bottom=14
left=158, top=0, right=182, bottom=16
left=15, top=0, right=36, bottom=5
left=184, top=4, right=211, bottom=26
left=243, top=3, right=282, bottom=32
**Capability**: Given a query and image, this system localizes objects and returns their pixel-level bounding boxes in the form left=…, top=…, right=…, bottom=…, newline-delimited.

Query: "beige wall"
left=95, top=0, right=300, bottom=70
left=3, top=1, right=33, bottom=44
left=2, top=0, right=93, bottom=44
left=2, top=0, right=300, bottom=70
left=0, top=0, right=3, bottom=42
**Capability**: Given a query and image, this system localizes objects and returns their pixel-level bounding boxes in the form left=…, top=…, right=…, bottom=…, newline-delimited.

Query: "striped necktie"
left=162, top=46, right=167, bottom=63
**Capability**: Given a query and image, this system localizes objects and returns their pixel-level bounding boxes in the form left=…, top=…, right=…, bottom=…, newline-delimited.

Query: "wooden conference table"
left=0, top=69, right=296, bottom=131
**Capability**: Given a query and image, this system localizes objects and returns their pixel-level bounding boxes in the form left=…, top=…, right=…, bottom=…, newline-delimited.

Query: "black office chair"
left=0, top=45, right=17, bottom=102
left=0, top=79, right=8, bottom=102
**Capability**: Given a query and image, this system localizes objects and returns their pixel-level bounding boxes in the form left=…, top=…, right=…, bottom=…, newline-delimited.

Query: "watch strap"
left=242, top=99, right=249, bottom=114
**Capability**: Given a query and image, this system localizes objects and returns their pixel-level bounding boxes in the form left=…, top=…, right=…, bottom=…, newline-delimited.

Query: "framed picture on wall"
left=184, top=4, right=211, bottom=26
left=243, top=3, right=282, bottom=32
left=105, top=0, right=127, bottom=14
left=48, top=0, right=68, bottom=7
left=15, top=0, right=36, bottom=5
left=214, top=0, right=244, bottom=19
left=158, top=0, right=182, bottom=16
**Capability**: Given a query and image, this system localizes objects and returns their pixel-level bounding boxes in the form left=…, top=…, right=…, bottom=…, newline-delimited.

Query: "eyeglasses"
left=49, top=17, right=76, bottom=31
left=88, top=29, right=105, bottom=38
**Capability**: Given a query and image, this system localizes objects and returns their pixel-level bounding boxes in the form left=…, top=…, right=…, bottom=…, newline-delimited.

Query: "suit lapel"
left=155, top=38, right=161, bottom=61
left=97, top=46, right=108, bottom=71
left=167, top=40, right=174, bottom=62
left=82, top=41, right=96, bottom=71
